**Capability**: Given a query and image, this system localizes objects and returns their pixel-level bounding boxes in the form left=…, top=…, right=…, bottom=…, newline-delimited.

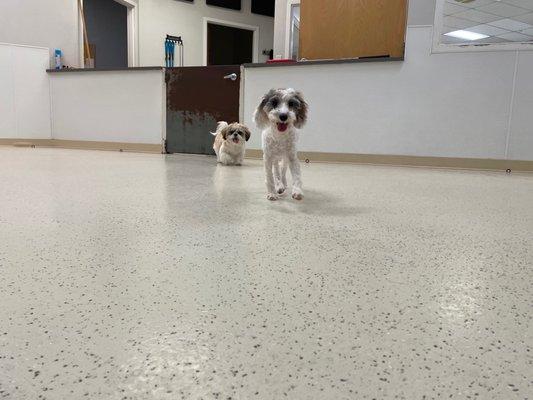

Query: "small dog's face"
left=222, top=123, right=251, bottom=144
left=254, top=88, right=308, bottom=132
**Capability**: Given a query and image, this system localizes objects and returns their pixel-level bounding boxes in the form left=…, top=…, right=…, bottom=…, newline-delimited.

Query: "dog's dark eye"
left=270, top=98, right=279, bottom=108
left=288, top=100, right=298, bottom=108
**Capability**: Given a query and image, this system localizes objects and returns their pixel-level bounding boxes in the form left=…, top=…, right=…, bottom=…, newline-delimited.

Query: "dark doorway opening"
left=84, top=0, right=128, bottom=68
left=207, top=23, right=254, bottom=66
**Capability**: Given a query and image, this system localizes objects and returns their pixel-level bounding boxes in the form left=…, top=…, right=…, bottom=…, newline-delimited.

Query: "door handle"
left=223, top=73, right=238, bottom=81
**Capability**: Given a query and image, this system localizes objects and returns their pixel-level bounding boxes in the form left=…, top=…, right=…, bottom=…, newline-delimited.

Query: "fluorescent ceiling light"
left=445, top=30, right=490, bottom=41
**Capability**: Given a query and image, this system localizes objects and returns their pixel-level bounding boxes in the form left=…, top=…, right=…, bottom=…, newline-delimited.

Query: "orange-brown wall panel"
left=300, top=0, right=408, bottom=60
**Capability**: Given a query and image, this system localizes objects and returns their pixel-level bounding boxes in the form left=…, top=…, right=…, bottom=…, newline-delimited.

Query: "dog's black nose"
left=279, top=113, right=288, bottom=122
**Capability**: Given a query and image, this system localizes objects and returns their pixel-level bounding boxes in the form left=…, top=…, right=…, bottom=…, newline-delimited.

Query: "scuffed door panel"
left=166, top=66, right=240, bottom=155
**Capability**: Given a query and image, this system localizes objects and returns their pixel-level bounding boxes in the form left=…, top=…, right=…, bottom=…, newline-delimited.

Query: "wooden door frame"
left=202, top=17, right=260, bottom=66
left=78, top=0, right=138, bottom=68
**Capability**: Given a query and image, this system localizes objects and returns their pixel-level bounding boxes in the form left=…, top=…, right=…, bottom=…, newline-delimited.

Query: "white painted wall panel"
left=50, top=70, right=165, bottom=144
left=273, top=0, right=289, bottom=58
left=407, top=0, right=436, bottom=26
left=507, top=51, right=533, bottom=161
left=244, top=27, right=521, bottom=160
left=0, top=45, right=16, bottom=138
left=0, top=0, right=79, bottom=68
left=12, top=46, right=51, bottom=139
left=0, top=43, right=51, bottom=139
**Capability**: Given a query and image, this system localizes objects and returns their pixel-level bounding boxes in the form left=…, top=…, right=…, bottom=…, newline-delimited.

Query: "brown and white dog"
left=211, top=121, right=251, bottom=165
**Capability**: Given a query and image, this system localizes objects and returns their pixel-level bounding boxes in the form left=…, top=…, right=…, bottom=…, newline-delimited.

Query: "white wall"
left=139, top=0, right=274, bottom=66
left=407, top=0, right=436, bottom=26
left=0, top=0, right=80, bottom=68
left=0, top=43, right=51, bottom=139
left=246, top=0, right=533, bottom=162
left=49, top=70, right=165, bottom=144
left=243, top=26, right=533, bottom=161
left=273, top=0, right=289, bottom=58
left=508, top=51, right=533, bottom=161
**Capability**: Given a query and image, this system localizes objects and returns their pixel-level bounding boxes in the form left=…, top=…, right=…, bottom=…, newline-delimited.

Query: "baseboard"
left=0, top=138, right=163, bottom=154
left=2, top=141, right=531, bottom=171
left=245, top=149, right=533, bottom=172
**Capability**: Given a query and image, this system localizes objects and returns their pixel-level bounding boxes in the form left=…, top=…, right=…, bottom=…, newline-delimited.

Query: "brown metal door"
left=165, top=66, right=240, bottom=155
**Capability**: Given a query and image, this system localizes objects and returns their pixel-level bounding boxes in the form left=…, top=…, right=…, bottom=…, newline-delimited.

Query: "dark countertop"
left=244, top=56, right=404, bottom=68
left=46, top=57, right=403, bottom=73
left=47, top=66, right=164, bottom=73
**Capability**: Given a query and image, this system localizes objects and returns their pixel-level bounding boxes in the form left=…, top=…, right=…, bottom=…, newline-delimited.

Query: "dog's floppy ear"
left=253, top=89, right=275, bottom=129
left=294, top=91, right=308, bottom=129
left=242, top=126, right=251, bottom=142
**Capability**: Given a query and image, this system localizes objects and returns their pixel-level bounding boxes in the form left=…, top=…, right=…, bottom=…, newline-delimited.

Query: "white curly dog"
left=254, top=88, right=308, bottom=201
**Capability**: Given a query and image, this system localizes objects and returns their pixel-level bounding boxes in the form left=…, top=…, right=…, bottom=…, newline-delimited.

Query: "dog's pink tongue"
left=232, top=138, right=239, bottom=143
left=277, top=123, right=288, bottom=132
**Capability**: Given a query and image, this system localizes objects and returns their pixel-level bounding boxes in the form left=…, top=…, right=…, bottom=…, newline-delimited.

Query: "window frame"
left=284, top=0, right=300, bottom=59
left=431, top=0, right=533, bottom=54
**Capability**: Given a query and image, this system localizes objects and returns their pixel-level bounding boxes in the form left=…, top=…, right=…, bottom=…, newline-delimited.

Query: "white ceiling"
left=442, top=0, right=533, bottom=44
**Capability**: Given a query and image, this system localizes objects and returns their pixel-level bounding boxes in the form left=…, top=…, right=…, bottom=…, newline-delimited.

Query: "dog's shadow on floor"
left=272, top=188, right=370, bottom=217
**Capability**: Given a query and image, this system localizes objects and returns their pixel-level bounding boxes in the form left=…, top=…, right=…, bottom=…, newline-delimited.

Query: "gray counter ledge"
left=243, top=56, right=404, bottom=68
left=47, top=66, right=164, bottom=73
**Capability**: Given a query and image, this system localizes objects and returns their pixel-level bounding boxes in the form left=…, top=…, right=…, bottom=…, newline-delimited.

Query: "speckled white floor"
left=0, top=148, right=532, bottom=400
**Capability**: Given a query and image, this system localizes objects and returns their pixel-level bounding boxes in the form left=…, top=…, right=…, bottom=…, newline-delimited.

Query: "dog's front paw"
left=275, top=184, right=286, bottom=195
left=267, top=193, right=278, bottom=201
left=292, top=189, right=304, bottom=201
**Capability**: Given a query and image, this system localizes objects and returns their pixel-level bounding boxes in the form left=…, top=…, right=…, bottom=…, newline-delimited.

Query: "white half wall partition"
left=49, top=68, right=165, bottom=146
left=0, top=43, right=51, bottom=140
left=243, top=27, right=533, bottom=162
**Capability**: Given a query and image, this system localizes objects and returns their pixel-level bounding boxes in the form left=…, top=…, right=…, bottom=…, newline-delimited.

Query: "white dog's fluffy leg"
left=273, top=161, right=286, bottom=194
left=236, top=150, right=244, bottom=166
left=288, top=153, right=303, bottom=200
left=264, top=156, right=277, bottom=200
left=281, top=160, right=288, bottom=189
left=220, top=152, right=235, bottom=166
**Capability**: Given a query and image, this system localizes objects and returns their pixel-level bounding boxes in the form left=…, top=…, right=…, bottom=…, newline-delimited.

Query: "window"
left=251, top=0, right=275, bottom=17
left=206, top=0, right=241, bottom=11
left=433, top=0, right=533, bottom=52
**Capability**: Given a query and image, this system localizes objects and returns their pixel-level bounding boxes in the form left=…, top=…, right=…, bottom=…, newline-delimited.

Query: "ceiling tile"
left=497, top=31, right=533, bottom=41
left=467, top=24, right=510, bottom=36
left=443, top=15, right=478, bottom=29
left=477, top=2, right=531, bottom=17
left=489, top=18, right=532, bottom=31
left=443, top=25, right=458, bottom=34
left=501, top=0, right=533, bottom=11
left=521, top=27, right=533, bottom=35
left=476, top=36, right=512, bottom=43
left=441, top=34, right=469, bottom=44
left=452, top=9, right=501, bottom=23
left=514, top=12, right=533, bottom=24
left=444, top=1, right=469, bottom=15
left=448, top=0, right=497, bottom=8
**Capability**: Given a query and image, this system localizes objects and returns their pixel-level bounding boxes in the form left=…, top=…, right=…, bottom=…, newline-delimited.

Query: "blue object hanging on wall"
left=165, top=35, right=184, bottom=67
